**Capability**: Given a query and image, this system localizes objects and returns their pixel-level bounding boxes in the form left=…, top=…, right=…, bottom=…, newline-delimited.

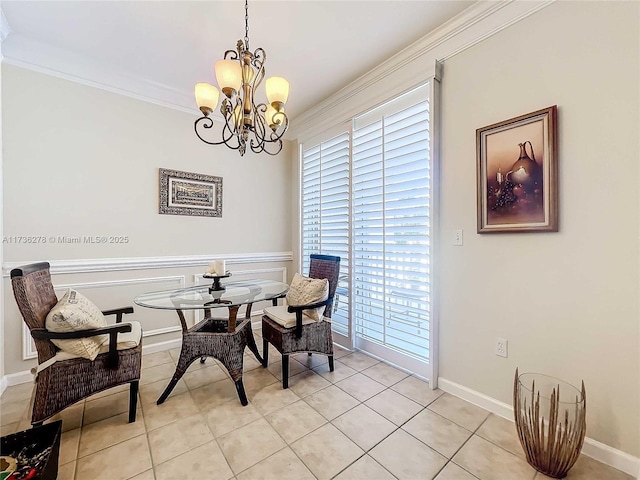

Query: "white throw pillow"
left=45, top=288, right=108, bottom=360
left=285, top=273, right=329, bottom=321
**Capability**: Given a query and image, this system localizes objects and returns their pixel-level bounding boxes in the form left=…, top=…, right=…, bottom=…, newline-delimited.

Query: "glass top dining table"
left=134, top=278, right=289, bottom=331
left=133, top=277, right=288, bottom=406
left=134, top=278, right=288, bottom=310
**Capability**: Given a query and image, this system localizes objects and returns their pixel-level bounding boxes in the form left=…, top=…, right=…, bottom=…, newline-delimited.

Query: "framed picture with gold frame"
left=159, top=168, right=222, bottom=217
left=476, top=105, right=558, bottom=233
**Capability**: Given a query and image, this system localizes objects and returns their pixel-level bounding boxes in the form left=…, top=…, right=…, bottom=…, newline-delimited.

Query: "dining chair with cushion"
left=261, top=254, right=340, bottom=388
left=11, top=262, right=142, bottom=425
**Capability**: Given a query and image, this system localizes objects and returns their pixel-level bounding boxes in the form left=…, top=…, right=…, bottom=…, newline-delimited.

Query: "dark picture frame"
left=159, top=168, right=223, bottom=217
left=476, top=105, right=558, bottom=233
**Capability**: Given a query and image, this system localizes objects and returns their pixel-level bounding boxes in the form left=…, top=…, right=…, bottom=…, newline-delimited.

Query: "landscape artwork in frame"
left=476, top=105, right=557, bottom=233
left=159, top=168, right=223, bottom=217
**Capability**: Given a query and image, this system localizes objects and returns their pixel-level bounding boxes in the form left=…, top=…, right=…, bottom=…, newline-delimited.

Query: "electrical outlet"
left=495, top=338, right=508, bottom=358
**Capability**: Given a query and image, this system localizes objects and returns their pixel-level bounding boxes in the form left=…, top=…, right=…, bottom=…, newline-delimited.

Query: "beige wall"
left=2, top=65, right=292, bottom=259
left=439, top=1, right=639, bottom=456
left=2, top=64, right=293, bottom=374
left=0, top=41, right=4, bottom=383
left=290, top=0, right=639, bottom=461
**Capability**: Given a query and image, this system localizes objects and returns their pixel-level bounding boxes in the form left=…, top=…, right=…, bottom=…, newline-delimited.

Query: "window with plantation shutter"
left=299, top=79, right=437, bottom=378
left=352, top=85, right=431, bottom=363
left=301, top=132, right=350, bottom=337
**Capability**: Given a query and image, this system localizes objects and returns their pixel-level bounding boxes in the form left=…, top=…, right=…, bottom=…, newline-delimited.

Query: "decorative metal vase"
left=513, top=369, right=586, bottom=479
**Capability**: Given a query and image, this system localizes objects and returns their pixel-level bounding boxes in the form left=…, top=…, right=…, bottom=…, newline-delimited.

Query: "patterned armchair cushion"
left=45, top=288, right=109, bottom=360
left=285, top=273, right=329, bottom=321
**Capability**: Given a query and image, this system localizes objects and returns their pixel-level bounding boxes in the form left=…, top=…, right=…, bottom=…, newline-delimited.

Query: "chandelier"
left=194, top=0, right=290, bottom=156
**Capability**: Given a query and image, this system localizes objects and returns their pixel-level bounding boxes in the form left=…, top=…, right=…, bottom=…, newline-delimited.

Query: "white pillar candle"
left=214, top=260, right=226, bottom=275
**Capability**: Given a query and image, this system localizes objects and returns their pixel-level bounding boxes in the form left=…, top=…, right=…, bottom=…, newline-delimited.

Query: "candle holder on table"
left=203, top=272, right=231, bottom=295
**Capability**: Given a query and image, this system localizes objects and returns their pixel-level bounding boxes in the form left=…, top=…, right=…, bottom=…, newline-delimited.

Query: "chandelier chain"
left=244, top=0, right=250, bottom=50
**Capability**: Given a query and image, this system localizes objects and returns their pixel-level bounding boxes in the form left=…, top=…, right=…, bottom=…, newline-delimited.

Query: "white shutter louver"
left=352, top=88, right=431, bottom=362
left=301, top=133, right=350, bottom=336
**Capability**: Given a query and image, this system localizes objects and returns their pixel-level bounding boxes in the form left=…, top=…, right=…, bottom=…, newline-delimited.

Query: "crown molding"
left=0, top=1, right=553, bottom=129
left=288, top=0, right=555, bottom=140
left=1, top=32, right=198, bottom=115
left=0, top=8, right=10, bottom=43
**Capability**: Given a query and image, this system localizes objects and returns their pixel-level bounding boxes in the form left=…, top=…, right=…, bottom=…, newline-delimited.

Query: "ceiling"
left=1, top=1, right=475, bottom=119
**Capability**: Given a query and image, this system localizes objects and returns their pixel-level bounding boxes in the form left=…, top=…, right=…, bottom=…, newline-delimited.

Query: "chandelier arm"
left=223, top=49, right=239, bottom=60
left=256, top=138, right=283, bottom=156
left=248, top=118, right=283, bottom=155
left=252, top=59, right=266, bottom=95
left=256, top=106, right=289, bottom=143
left=194, top=117, right=231, bottom=146
left=220, top=100, right=243, bottom=148
left=268, top=113, right=289, bottom=142
left=252, top=48, right=266, bottom=71
left=220, top=118, right=242, bottom=151
left=252, top=103, right=268, bottom=142
left=249, top=137, right=266, bottom=154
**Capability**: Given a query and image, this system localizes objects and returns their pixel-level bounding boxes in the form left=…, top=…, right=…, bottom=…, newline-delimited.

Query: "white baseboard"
left=437, top=377, right=514, bottom=421
left=0, top=375, right=7, bottom=395
left=581, top=437, right=640, bottom=480
left=3, top=369, right=35, bottom=388
left=141, top=338, right=182, bottom=355
left=437, top=377, right=640, bottom=478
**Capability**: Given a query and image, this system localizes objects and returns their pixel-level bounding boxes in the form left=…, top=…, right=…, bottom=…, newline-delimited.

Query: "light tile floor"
left=0, top=327, right=634, bottom=480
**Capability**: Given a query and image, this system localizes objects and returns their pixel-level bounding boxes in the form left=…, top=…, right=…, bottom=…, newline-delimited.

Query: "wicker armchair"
left=10, top=262, right=142, bottom=425
left=262, top=254, right=340, bottom=388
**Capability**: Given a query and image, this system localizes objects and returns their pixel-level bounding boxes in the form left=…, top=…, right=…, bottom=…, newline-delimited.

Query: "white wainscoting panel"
left=4, top=252, right=292, bottom=276
left=23, top=275, right=185, bottom=360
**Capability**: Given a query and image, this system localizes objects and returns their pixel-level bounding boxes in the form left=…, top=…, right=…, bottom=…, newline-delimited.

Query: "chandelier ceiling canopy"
left=194, top=0, right=289, bottom=156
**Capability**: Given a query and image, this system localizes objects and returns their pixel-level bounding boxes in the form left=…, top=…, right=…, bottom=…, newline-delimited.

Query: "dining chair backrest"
left=11, top=262, right=59, bottom=363
left=308, top=254, right=341, bottom=319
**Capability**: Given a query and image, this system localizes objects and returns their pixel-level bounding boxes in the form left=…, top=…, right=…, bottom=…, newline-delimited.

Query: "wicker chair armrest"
left=31, top=323, right=132, bottom=340
left=286, top=295, right=334, bottom=338
left=31, top=323, right=132, bottom=368
left=269, top=292, right=287, bottom=307
left=102, top=306, right=134, bottom=323
left=286, top=295, right=333, bottom=314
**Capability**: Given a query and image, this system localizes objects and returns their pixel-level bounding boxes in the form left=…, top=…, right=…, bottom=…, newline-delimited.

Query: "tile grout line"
left=5, top=348, right=633, bottom=480
left=433, top=410, right=493, bottom=480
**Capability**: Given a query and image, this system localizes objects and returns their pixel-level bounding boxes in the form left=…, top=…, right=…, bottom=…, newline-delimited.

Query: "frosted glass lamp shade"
left=266, top=77, right=289, bottom=106
left=215, top=60, right=242, bottom=96
left=194, top=83, right=220, bottom=114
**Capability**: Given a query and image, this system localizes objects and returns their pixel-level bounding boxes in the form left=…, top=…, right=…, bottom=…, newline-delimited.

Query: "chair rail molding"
left=3, top=252, right=293, bottom=276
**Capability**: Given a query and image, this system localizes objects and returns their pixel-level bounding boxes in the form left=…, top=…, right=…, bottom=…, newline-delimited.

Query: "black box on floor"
left=0, top=420, right=62, bottom=480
